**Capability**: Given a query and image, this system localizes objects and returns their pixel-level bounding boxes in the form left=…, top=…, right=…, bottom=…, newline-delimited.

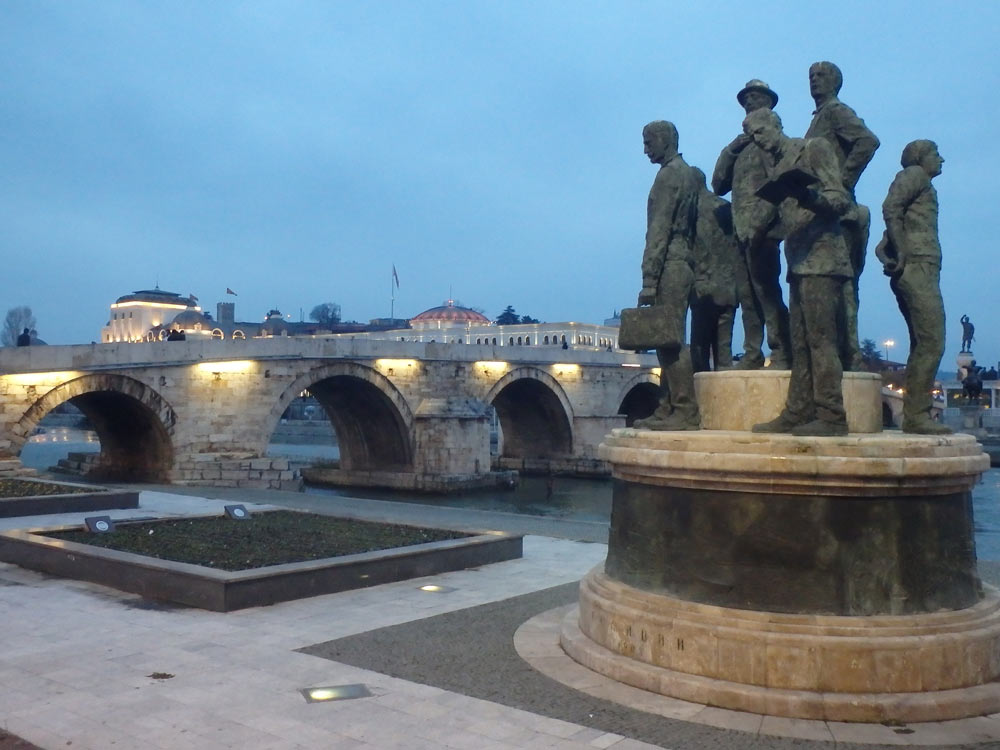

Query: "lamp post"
left=883, top=339, right=895, bottom=362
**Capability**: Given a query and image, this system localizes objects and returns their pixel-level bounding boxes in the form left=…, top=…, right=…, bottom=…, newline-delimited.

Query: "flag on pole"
left=226, top=287, right=238, bottom=296
left=392, top=265, right=400, bottom=288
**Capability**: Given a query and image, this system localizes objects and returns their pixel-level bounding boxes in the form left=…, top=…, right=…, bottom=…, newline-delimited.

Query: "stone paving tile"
left=589, top=732, right=627, bottom=748
left=688, top=706, right=764, bottom=734
left=759, top=715, right=837, bottom=742
left=825, top=720, right=913, bottom=745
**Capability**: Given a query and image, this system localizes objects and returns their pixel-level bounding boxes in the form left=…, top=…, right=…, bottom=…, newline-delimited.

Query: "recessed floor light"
left=300, top=684, right=372, bottom=703
left=418, top=584, right=456, bottom=593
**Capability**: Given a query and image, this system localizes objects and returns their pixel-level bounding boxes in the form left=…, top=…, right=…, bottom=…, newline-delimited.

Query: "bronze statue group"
left=629, top=62, right=950, bottom=436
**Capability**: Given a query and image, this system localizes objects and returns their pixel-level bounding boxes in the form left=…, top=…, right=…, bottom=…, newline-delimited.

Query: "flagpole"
left=391, top=266, right=395, bottom=319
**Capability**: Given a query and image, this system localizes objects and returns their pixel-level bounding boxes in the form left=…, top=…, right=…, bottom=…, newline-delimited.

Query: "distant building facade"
left=101, top=291, right=622, bottom=352
left=101, top=289, right=373, bottom=343
left=355, top=299, right=623, bottom=351
left=102, top=288, right=201, bottom=343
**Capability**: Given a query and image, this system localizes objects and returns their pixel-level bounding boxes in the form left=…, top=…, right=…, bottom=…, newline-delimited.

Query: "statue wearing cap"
left=712, top=79, right=792, bottom=370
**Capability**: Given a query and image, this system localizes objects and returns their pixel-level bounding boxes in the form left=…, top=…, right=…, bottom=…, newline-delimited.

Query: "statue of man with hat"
left=712, top=79, right=792, bottom=370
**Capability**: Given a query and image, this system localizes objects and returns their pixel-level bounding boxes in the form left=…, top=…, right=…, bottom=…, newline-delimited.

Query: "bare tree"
left=2, top=306, right=36, bottom=347
left=309, top=303, right=341, bottom=328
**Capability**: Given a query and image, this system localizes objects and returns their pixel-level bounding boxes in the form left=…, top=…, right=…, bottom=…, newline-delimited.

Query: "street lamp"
left=883, top=339, right=895, bottom=362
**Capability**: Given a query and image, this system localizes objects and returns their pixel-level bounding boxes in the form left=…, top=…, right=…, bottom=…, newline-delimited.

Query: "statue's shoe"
left=790, top=419, right=848, bottom=437
left=766, top=357, right=791, bottom=370
left=751, top=414, right=803, bottom=433
left=733, top=356, right=765, bottom=370
left=902, top=419, right=953, bottom=435
left=633, top=414, right=701, bottom=431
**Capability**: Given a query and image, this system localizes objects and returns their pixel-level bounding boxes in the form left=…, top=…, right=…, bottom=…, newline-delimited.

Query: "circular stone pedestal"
left=562, top=570, right=1000, bottom=723
left=564, top=425, right=997, bottom=722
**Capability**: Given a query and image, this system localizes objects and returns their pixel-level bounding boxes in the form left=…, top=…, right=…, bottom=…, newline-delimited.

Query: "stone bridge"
left=0, top=338, right=658, bottom=490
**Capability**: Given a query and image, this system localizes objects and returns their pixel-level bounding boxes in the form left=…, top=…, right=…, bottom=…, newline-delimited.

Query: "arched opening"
left=16, top=375, right=176, bottom=482
left=267, top=365, right=414, bottom=475
left=211, top=328, right=224, bottom=340
left=491, top=378, right=572, bottom=458
left=882, top=401, right=896, bottom=429
left=618, top=382, right=660, bottom=427
left=310, top=376, right=412, bottom=470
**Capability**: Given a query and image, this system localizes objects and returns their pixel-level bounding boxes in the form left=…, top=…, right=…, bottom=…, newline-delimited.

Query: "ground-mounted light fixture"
left=299, top=684, right=372, bottom=703
left=224, top=504, right=251, bottom=520
left=84, top=516, right=115, bottom=533
left=417, top=583, right=456, bottom=593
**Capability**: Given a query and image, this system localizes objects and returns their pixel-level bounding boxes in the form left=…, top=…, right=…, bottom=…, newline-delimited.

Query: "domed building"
left=102, top=288, right=200, bottom=343
left=410, top=300, right=490, bottom=334
left=385, top=298, right=620, bottom=350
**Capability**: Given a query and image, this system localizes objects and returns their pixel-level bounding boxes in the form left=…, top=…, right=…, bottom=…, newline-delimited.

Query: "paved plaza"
left=2, top=488, right=1000, bottom=749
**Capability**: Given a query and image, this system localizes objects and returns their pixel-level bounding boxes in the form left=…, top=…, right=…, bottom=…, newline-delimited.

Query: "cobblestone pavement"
left=1, top=489, right=1000, bottom=749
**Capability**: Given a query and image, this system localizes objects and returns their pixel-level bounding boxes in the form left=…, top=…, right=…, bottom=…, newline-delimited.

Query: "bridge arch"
left=268, top=363, right=415, bottom=471
left=15, top=374, right=176, bottom=481
left=485, top=367, right=574, bottom=458
left=616, top=372, right=660, bottom=427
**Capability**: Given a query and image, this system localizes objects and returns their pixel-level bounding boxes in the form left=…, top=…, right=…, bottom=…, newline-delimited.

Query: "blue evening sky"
left=1, top=1, right=996, bottom=368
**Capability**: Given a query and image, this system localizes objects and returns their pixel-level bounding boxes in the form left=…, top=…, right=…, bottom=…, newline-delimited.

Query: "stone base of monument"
left=562, top=571, right=1000, bottom=723
left=560, top=371, right=997, bottom=723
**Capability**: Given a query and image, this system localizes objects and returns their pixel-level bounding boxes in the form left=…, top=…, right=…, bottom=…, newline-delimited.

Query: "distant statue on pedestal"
left=961, top=314, right=975, bottom=353
left=963, top=360, right=983, bottom=404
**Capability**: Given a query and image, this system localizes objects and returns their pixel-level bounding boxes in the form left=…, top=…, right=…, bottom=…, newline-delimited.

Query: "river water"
left=20, top=427, right=1000, bottom=560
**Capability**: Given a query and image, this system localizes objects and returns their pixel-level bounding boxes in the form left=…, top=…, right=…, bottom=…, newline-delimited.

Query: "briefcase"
left=618, top=306, right=681, bottom=351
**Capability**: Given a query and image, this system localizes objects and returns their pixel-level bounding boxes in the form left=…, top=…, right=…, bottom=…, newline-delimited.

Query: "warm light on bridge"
left=195, top=360, right=254, bottom=374
left=1, top=371, right=82, bottom=386
left=375, top=359, right=417, bottom=372
left=475, top=361, right=508, bottom=376
left=552, top=364, right=580, bottom=377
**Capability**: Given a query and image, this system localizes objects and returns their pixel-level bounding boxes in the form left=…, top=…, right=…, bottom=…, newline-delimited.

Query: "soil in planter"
left=0, top=478, right=91, bottom=498
left=45, top=511, right=470, bottom=571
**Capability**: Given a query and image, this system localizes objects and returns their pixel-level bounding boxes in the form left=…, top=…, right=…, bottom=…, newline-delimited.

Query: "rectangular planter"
left=0, top=479, right=138, bottom=518
left=0, top=516, right=522, bottom=612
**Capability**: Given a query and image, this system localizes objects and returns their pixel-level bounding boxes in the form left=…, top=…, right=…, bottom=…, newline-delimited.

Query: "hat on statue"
left=737, top=79, right=779, bottom=108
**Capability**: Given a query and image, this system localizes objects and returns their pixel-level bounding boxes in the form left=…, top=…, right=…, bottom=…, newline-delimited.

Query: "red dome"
left=411, top=300, right=490, bottom=324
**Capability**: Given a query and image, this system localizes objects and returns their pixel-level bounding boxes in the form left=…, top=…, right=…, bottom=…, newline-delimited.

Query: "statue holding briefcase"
left=618, top=121, right=701, bottom=431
